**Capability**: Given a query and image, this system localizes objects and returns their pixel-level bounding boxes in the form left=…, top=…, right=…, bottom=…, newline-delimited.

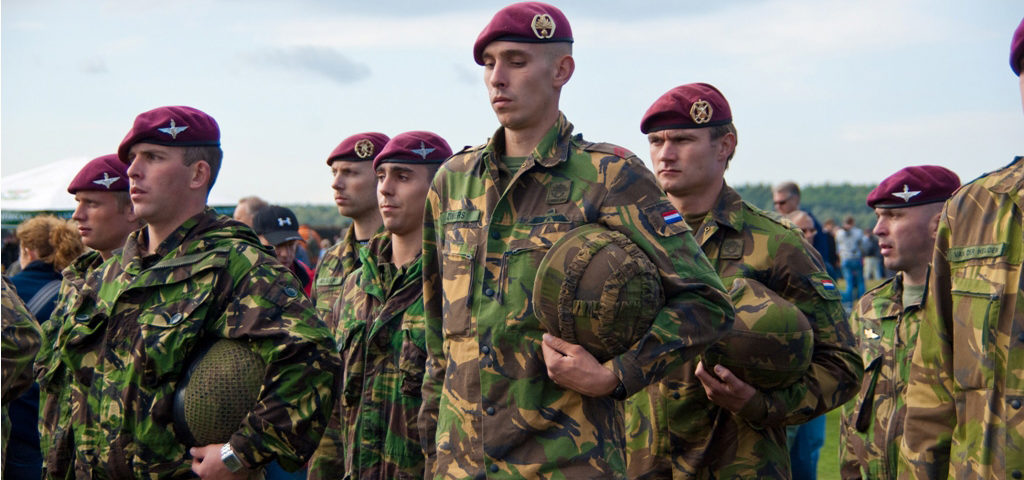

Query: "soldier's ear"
left=552, top=54, right=574, bottom=88
left=189, top=161, right=212, bottom=192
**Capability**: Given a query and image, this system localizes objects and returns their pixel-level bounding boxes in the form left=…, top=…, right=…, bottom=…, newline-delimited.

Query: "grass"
left=816, top=276, right=888, bottom=479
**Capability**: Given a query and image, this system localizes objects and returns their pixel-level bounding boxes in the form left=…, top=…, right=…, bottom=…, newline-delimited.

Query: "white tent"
left=2, top=157, right=237, bottom=227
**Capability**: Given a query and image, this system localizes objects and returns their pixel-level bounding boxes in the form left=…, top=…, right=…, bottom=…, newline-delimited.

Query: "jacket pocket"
left=949, top=274, right=1002, bottom=390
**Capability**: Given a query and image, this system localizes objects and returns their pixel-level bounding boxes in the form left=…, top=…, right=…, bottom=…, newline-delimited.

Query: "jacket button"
left=1012, top=399, right=1022, bottom=410
left=169, top=313, right=183, bottom=324
left=484, top=288, right=494, bottom=297
left=486, top=406, right=495, bottom=415
left=1018, top=332, right=1024, bottom=343
left=481, top=345, right=490, bottom=354
left=491, top=231, right=501, bottom=239
left=489, top=464, right=499, bottom=473
left=1012, top=470, right=1021, bottom=479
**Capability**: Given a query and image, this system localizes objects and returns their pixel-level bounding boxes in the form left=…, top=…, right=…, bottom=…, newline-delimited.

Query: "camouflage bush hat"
left=640, top=83, right=732, bottom=134
left=118, top=106, right=220, bottom=164
left=473, top=2, right=574, bottom=65
left=866, top=165, right=960, bottom=209
left=533, top=223, right=664, bottom=363
left=67, top=154, right=129, bottom=193
left=173, top=339, right=265, bottom=446
left=702, top=277, right=813, bottom=391
left=326, top=132, right=390, bottom=166
left=373, top=130, right=452, bottom=170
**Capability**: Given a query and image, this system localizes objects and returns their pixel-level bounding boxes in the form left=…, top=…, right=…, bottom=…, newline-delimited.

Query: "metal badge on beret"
left=531, top=14, right=556, bottom=38
left=689, top=99, right=713, bottom=124
left=354, top=139, right=375, bottom=159
left=701, top=278, right=813, bottom=391
left=533, top=223, right=665, bottom=363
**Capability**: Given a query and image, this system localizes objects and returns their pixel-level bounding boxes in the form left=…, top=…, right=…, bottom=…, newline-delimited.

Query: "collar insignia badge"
left=531, top=14, right=556, bottom=39
left=158, top=119, right=188, bottom=139
left=892, top=184, right=921, bottom=202
left=690, top=99, right=713, bottom=124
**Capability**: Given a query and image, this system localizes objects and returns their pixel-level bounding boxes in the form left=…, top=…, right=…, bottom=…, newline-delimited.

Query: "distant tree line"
left=733, top=183, right=878, bottom=231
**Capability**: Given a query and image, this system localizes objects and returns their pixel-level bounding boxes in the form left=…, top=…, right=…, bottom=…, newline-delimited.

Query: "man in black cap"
left=253, top=205, right=314, bottom=297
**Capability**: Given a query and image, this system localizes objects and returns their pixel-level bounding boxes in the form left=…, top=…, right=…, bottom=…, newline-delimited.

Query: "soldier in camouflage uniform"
left=900, top=20, right=1024, bottom=479
left=2, top=276, right=43, bottom=467
left=625, top=83, right=861, bottom=479
left=37, top=153, right=142, bottom=479
left=328, top=131, right=450, bottom=479
left=419, top=4, right=734, bottom=478
left=838, top=166, right=959, bottom=480
left=308, top=131, right=390, bottom=479
left=311, top=132, right=389, bottom=320
left=43, top=106, right=340, bottom=478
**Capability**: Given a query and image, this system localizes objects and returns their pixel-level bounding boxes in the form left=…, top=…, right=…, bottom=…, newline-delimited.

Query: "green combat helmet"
left=702, top=278, right=813, bottom=391
left=173, top=339, right=266, bottom=446
left=533, top=223, right=665, bottom=363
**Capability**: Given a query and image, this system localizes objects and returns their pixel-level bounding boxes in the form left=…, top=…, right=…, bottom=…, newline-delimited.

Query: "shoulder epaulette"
left=580, top=140, right=636, bottom=160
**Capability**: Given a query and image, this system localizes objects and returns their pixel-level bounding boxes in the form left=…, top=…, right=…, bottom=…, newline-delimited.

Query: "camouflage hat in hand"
left=702, top=278, right=813, bottom=391
left=533, top=223, right=664, bottom=363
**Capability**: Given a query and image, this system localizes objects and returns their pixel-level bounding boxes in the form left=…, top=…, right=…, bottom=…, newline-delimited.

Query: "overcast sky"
left=3, top=0, right=1022, bottom=205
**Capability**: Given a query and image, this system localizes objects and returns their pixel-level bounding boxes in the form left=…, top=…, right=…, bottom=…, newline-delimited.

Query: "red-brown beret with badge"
left=1011, top=16, right=1024, bottom=76
left=866, top=165, right=960, bottom=209
left=373, top=131, right=452, bottom=170
left=640, top=83, right=733, bottom=134
left=117, top=106, right=220, bottom=164
left=473, top=2, right=573, bottom=66
left=326, top=132, right=390, bottom=166
left=68, top=154, right=129, bottom=193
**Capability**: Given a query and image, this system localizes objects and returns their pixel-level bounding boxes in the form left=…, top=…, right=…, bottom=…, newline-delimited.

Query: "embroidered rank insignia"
left=891, top=184, right=921, bottom=202
left=92, top=172, right=120, bottom=189
left=531, top=14, right=556, bottom=39
left=547, top=181, right=571, bottom=204
left=354, top=139, right=375, bottom=159
left=690, top=99, right=713, bottom=124
left=721, top=238, right=743, bottom=259
left=158, top=119, right=188, bottom=139
left=662, top=210, right=683, bottom=225
left=864, top=328, right=880, bottom=340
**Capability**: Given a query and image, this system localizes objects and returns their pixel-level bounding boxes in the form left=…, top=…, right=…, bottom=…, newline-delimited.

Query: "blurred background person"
left=7, top=214, right=82, bottom=480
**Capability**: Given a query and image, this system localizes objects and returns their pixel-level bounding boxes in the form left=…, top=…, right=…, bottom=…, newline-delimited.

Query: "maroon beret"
left=641, top=83, right=733, bottom=134
left=1011, top=17, right=1024, bottom=76
left=326, top=132, right=390, bottom=165
left=117, top=106, right=220, bottom=164
left=867, top=165, right=960, bottom=209
left=374, top=131, right=452, bottom=170
left=68, top=154, right=129, bottom=194
left=473, top=2, right=573, bottom=65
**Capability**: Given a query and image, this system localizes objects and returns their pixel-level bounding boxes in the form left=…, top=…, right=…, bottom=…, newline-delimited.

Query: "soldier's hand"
left=694, top=361, right=756, bottom=413
left=190, top=445, right=250, bottom=480
left=541, top=333, right=619, bottom=397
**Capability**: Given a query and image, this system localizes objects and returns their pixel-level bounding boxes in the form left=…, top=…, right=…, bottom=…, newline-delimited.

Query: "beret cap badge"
left=689, top=99, right=713, bottom=124
left=531, top=14, right=556, bottom=39
left=158, top=119, right=189, bottom=139
left=354, top=139, right=375, bottom=159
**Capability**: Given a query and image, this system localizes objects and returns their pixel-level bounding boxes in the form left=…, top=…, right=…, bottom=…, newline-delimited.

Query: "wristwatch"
left=220, top=443, right=244, bottom=473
